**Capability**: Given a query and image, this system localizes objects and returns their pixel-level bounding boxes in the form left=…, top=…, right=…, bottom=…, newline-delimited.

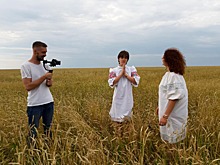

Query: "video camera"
left=43, top=59, right=61, bottom=73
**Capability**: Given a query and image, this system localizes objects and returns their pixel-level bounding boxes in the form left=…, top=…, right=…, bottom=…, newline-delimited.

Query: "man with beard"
left=21, top=41, right=54, bottom=145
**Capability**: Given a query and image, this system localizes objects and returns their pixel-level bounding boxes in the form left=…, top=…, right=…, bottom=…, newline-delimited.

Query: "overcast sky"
left=0, top=0, right=220, bottom=69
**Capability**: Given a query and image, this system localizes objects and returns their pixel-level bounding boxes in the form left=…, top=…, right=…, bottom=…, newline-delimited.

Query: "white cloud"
left=0, top=0, right=220, bottom=69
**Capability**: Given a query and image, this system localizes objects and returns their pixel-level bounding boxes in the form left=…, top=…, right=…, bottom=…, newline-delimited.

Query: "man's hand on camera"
left=44, top=72, right=53, bottom=87
left=45, top=72, right=52, bottom=80
left=46, top=78, right=53, bottom=87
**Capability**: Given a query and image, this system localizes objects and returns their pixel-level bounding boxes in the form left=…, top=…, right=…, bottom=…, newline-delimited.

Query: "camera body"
left=43, top=59, right=61, bottom=73
left=43, top=59, right=61, bottom=67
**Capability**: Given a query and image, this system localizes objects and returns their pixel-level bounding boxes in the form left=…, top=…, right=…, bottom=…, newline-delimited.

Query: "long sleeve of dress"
left=165, top=73, right=186, bottom=100
left=130, top=66, right=140, bottom=87
left=108, top=68, right=117, bottom=88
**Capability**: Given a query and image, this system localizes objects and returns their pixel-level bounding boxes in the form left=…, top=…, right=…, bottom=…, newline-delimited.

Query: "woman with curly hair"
left=156, top=48, right=188, bottom=143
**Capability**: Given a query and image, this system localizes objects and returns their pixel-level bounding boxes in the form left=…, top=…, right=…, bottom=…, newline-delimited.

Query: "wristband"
left=163, top=114, right=169, bottom=119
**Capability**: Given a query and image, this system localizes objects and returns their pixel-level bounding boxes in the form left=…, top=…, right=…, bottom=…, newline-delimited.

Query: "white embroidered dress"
left=159, top=72, right=188, bottom=143
left=108, top=66, right=140, bottom=122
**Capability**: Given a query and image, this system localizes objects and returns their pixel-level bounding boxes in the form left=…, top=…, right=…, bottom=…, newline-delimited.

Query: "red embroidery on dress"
left=109, top=71, right=116, bottom=78
left=131, top=71, right=138, bottom=77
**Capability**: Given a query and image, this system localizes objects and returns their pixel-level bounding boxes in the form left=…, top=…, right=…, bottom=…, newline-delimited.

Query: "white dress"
left=108, top=65, right=140, bottom=122
left=159, top=72, right=188, bottom=143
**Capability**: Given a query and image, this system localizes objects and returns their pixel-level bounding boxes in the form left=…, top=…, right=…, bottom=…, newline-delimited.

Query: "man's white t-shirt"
left=21, top=61, right=54, bottom=107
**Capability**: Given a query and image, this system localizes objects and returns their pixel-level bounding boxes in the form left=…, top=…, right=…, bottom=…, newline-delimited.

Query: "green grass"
left=0, top=66, right=220, bottom=164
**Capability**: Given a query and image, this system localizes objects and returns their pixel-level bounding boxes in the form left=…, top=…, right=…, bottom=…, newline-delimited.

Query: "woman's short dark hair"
left=163, top=48, right=186, bottom=75
left=117, top=50, right=129, bottom=61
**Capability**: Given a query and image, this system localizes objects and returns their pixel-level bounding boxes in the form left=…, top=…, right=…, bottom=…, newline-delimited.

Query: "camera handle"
left=43, top=61, right=53, bottom=73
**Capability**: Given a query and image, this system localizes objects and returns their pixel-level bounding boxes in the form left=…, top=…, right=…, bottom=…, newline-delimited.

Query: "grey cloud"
left=0, top=0, right=220, bottom=69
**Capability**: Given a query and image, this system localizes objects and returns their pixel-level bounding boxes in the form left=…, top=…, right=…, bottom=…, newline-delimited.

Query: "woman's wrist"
left=162, top=114, right=169, bottom=119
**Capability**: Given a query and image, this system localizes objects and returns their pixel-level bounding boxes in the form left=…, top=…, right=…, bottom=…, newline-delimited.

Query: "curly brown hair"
left=163, top=48, right=186, bottom=75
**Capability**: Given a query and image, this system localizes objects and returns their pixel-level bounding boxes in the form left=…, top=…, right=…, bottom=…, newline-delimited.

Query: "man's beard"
left=36, top=55, right=44, bottom=61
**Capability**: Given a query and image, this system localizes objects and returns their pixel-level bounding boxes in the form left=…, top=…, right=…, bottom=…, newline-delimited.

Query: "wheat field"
left=0, top=66, right=220, bottom=165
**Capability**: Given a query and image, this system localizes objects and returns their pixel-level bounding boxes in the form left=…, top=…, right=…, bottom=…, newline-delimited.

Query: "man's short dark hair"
left=32, top=41, right=47, bottom=49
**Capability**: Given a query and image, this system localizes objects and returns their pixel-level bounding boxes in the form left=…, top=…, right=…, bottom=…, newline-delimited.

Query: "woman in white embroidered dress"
left=108, top=50, right=140, bottom=123
left=156, top=48, right=188, bottom=143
